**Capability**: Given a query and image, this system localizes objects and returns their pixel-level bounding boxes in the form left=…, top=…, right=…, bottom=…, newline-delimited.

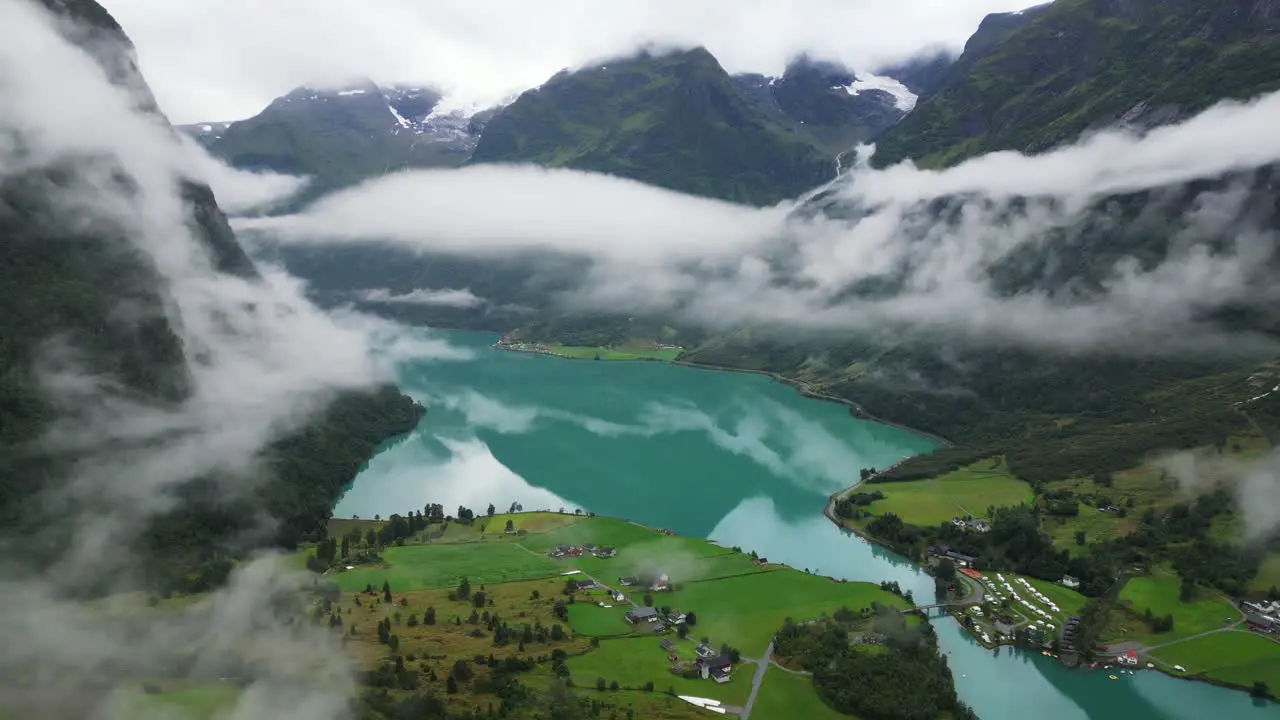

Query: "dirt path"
left=739, top=641, right=774, bottom=720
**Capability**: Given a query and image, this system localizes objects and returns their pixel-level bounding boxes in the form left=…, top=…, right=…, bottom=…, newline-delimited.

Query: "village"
left=927, top=542, right=1280, bottom=685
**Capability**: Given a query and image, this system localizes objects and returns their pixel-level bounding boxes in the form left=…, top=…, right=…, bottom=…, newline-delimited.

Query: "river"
left=338, top=329, right=1278, bottom=719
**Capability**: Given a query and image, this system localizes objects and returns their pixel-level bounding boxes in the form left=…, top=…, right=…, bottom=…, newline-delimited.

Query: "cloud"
left=238, top=164, right=787, bottom=262
left=0, top=3, right=414, bottom=716
left=360, top=287, right=485, bottom=308
left=99, top=0, right=1041, bottom=122
left=176, top=133, right=310, bottom=214
left=245, top=89, right=1280, bottom=357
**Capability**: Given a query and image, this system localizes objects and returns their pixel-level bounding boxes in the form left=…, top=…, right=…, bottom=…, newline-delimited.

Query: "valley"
left=323, top=329, right=1280, bottom=717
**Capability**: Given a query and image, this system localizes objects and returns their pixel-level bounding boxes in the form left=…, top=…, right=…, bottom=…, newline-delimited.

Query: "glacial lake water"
left=338, top=329, right=1279, bottom=719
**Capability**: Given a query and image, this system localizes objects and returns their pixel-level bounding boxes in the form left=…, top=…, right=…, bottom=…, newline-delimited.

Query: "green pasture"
left=1151, top=631, right=1280, bottom=693
left=752, top=667, right=847, bottom=720
left=565, top=636, right=753, bottom=706
left=665, top=569, right=908, bottom=656
left=862, top=460, right=1032, bottom=527
left=1117, top=571, right=1242, bottom=642
left=331, top=542, right=564, bottom=592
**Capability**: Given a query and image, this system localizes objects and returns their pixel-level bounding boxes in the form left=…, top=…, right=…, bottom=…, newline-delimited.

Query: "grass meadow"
left=333, top=542, right=564, bottom=592
left=1151, top=631, right=1280, bottom=692
left=1114, top=570, right=1242, bottom=642
left=862, top=460, right=1033, bottom=527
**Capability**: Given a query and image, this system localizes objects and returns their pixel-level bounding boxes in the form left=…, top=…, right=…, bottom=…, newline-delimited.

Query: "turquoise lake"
left=338, top=329, right=1279, bottom=719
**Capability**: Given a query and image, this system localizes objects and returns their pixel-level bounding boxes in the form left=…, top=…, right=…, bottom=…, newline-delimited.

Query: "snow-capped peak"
left=843, top=72, right=918, bottom=112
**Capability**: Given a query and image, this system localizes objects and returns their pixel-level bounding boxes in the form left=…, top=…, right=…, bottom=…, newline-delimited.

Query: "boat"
left=1109, top=675, right=1119, bottom=680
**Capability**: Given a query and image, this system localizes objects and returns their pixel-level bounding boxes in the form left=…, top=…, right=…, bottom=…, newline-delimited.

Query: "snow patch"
left=844, top=72, right=918, bottom=112
left=337, top=89, right=367, bottom=96
left=200, top=124, right=212, bottom=132
left=386, top=103, right=413, bottom=130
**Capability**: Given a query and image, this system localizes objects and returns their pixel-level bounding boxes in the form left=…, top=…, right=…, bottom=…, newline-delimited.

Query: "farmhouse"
left=696, top=655, right=733, bottom=683
left=695, top=643, right=717, bottom=659
left=619, top=576, right=638, bottom=586
left=650, top=573, right=671, bottom=591
left=593, top=546, right=617, bottom=558
left=626, top=606, right=659, bottom=624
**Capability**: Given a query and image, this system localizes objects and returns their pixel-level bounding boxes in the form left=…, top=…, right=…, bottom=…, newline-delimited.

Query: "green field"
left=526, top=339, right=683, bottom=362
left=1117, top=571, right=1242, bottom=642
left=115, top=682, right=240, bottom=719
left=521, top=516, right=674, bottom=553
left=861, top=460, right=1033, bottom=527
left=1151, top=631, right=1280, bottom=692
left=484, top=511, right=584, bottom=534
left=332, top=542, right=564, bottom=591
left=752, top=667, right=847, bottom=720
left=565, top=636, right=754, bottom=706
left=666, top=570, right=908, bottom=656
left=1250, top=552, right=1280, bottom=595
left=567, top=601, right=636, bottom=637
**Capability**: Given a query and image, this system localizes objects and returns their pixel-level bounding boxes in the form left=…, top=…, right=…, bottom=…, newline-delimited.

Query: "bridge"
left=901, top=601, right=970, bottom=613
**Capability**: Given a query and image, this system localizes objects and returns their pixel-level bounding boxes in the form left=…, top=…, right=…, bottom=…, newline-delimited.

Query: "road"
left=739, top=641, right=773, bottom=720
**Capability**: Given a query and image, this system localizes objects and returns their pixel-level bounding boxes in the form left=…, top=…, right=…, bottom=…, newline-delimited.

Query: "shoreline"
left=668, top=360, right=954, bottom=448
left=491, top=337, right=951, bottom=447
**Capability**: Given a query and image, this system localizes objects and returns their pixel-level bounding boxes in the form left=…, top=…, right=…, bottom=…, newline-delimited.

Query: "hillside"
left=470, top=48, right=833, bottom=206
left=874, top=0, right=1280, bottom=168
left=732, top=57, right=913, bottom=155
left=192, top=80, right=499, bottom=208
left=2, top=0, right=422, bottom=593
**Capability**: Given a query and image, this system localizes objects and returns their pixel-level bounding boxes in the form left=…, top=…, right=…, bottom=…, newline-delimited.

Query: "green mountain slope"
left=875, top=0, right=1280, bottom=168
left=4, top=0, right=422, bottom=592
left=470, top=48, right=833, bottom=206
left=195, top=81, right=485, bottom=209
left=732, top=57, right=910, bottom=156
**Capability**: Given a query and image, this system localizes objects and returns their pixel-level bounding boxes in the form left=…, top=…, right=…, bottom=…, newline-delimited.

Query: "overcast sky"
left=101, top=0, right=1042, bottom=123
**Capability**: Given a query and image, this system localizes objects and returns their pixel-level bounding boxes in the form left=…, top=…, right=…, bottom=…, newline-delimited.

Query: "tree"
left=388, top=634, right=399, bottom=652
left=677, top=624, right=689, bottom=639
left=551, top=624, right=565, bottom=641
left=407, top=614, right=419, bottom=627
left=935, top=559, right=956, bottom=582
left=1179, top=576, right=1195, bottom=602
left=446, top=676, right=458, bottom=694
left=610, top=680, right=620, bottom=691
left=425, top=606, right=436, bottom=625
left=1251, top=681, right=1270, bottom=699
left=531, top=589, right=540, bottom=600
left=686, top=612, right=697, bottom=627
left=505, top=519, right=515, bottom=532
left=473, top=591, right=487, bottom=608
left=643, top=593, right=654, bottom=607
left=340, top=536, right=350, bottom=558
left=596, top=677, right=607, bottom=691
left=487, top=503, right=496, bottom=517
left=1074, top=531, right=1087, bottom=546
left=365, top=528, right=377, bottom=547
left=457, top=577, right=471, bottom=601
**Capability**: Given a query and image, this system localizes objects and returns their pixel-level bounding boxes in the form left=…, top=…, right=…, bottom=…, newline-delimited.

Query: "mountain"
left=873, top=48, right=956, bottom=97
left=731, top=56, right=914, bottom=155
left=470, top=47, right=833, bottom=206
left=4, top=0, right=422, bottom=592
left=874, top=0, right=1280, bottom=168
left=189, top=79, right=502, bottom=207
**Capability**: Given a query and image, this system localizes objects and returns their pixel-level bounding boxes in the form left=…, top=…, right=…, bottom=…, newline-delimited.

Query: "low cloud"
left=245, top=89, right=1280, bottom=357
left=176, top=133, right=310, bottom=214
left=0, top=4, right=400, bottom=717
left=360, top=286, right=485, bottom=308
